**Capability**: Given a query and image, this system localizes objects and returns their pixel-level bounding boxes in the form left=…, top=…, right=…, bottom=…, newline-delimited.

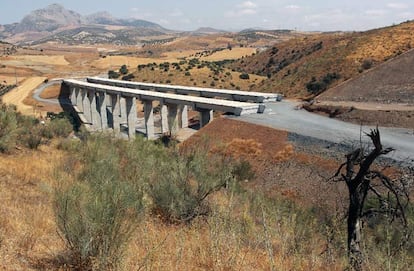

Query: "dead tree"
left=332, top=127, right=410, bottom=270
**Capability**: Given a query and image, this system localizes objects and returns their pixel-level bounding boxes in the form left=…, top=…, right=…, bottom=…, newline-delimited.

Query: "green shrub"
left=19, top=127, right=42, bottom=149
left=119, top=64, right=128, bottom=75
left=0, top=104, right=18, bottom=152
left=149, top=150, right=234, bottom=223
left=54, top=136, right=143, bottom=270
left=239, top=73, right=250, bottom=80
left=108, top=70, right=120, bottom=79
left=48, top=118, right=73, bottom=138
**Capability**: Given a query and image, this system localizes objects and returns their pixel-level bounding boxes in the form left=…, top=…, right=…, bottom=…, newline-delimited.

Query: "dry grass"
left=132, top=66, right=266, bottom=91
left=0, top=143, right=65, bottom=270
left=200, top=48, right=256, bottom=61
left=38, top=84, right=61, bottom=99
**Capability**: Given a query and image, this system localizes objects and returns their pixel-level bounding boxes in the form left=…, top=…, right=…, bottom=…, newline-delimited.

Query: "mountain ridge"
left=0, top=3, right=168, bottom=44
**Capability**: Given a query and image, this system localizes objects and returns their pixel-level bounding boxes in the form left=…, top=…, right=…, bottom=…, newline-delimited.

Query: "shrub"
left=0, top=104, right=18, bottom=152
left=239, top=73, right=250, bottom=80
left=149, top=150, right=234, bottom=223
left=48, top=118, right=73, bottom=138
left=119, top=64, right=128, bottom=75
left=19, top=127, right=42, bottom=149
left=54, top=136, right=143, bottom=270
left=108, top=70, right=120, bottom=79
left=361, top=58, right=373, bottom=70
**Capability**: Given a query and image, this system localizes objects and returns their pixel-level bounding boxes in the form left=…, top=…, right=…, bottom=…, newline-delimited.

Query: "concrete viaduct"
left=63, top=78, right=281, bottom=139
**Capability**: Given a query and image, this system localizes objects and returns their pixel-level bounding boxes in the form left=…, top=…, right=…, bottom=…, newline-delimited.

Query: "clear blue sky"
left=1, top=0, right=413, bottom=31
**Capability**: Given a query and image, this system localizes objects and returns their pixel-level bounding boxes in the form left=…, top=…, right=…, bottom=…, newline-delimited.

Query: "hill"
left=231, top=21, right=414, bottom=99
left=0, top=3, right=169, bottom=45
left=318, top=48, right=414, bottom=104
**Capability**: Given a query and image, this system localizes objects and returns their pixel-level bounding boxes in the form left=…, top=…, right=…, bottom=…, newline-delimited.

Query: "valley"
left=0, top=3, right=413, bottom=271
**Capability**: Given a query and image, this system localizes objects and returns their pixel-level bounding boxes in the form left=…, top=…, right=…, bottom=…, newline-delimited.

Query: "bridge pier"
left=167, top=104, right=179, bottom=135
left=143, top=100, right=155, bottom=139
left=125, top=96, right=137, bottom=139
left=110, top=94, right=121, bottom=133
left=88, top=90, right=100, bottom=130
left=160, top=101, right=169, bottom=134
left=199, top=109, right=213, bottom=128
left=82, top=89, right=91, bottom=124
left=98, top=92, right=108, bottom=130
left=178, top=105, right=188, bottom=128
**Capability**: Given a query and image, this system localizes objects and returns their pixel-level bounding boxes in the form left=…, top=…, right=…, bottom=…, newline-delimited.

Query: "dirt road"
left=2, top=76, right=46, bottom=115
left=316, top=100, right=414, bottom=111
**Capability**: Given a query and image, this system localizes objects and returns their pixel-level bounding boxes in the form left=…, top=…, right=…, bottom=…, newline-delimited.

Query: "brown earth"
left=182, top=118, right=345, bottom=209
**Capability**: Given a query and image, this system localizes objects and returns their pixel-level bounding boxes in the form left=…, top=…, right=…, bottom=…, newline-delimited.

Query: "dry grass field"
left=0, top=120, right=349, bottom=271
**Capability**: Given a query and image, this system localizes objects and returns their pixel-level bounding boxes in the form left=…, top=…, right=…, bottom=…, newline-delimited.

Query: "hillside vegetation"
left=231, top=20, right=414, bottom=98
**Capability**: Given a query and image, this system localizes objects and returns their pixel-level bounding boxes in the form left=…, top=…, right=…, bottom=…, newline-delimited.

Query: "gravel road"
left=233, top=100, right=414, bottom=163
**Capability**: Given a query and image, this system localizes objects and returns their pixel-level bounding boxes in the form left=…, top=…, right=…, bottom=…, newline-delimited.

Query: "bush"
left=19, top=127, right=42, bottom=149
left=54, top=136, right=143, bottom=270
left=239, top=73, right=250, bottom=80
left=361, top=58, right=373, bottom=70
left=149, top=150, right=234, bottom=223
left=119, top=65, right=128, bottom=75
left=48, top=118, right=73, bottom=138
left=0, top=104, right=18, bottom=153
left=108, top=70, right=120, bottom=79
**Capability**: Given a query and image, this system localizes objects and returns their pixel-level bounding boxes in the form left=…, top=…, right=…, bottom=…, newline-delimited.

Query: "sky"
left=1, top=0, right=413, bottom=31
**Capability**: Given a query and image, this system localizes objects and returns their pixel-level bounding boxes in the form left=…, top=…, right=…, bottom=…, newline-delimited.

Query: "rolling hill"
left=231, top=20, right=414, bottom=99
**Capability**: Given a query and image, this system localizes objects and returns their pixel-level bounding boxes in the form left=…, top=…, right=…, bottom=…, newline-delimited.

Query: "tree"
left=332, top=128, right=411, bottom=270
left=119, top=64, right=128, bottom=75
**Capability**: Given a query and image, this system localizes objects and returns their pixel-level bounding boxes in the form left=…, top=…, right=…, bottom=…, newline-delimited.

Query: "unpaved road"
left=316, top=100, right=414, bottom=111
left=2, top=76, right=46, bottom=115
left=235, top=101, right=414, bottom=163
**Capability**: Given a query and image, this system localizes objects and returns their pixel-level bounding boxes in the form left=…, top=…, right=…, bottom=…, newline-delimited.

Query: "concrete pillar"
left=82, top=89, right=91, bottom=123
left=178, top=105, right=188, bottom=128
left=199, top=109, right=213, bottom=128
left=75, top=87, right=83, bottom=111
left=125, top=96, right=137, bottom=139
left=88, top=90, right=100, bottom=129
left=160, top=101, right=169, bottom=134
left=167, top=104, right=179, bottom=135
left=120, top=97, right=127, bottom=124
left=98, top=92, right=108, bottom=130
left=70, top=86, right=77, bottom=105
left=143, top=100, right=155, bottom=139
left=110, top=94, right=121, bottom=133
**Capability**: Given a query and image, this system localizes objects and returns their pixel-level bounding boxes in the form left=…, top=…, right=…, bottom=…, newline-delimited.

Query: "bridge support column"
left=167, top=104, right=179, bottom=135
left=143, top=100, right=155, bottom=139
left=125, top=96, right=137, bottom=139
left=98, top=92, right=108, bottom=130
left=82, top=89, right=91, bottom=123
left=178, top=105, right=188, bottom=128
left=199, top=109, right=213, bottom=128
left=70, top=86, right=77, bottom=105
left=75, top=87, right=83, bottom=111
left=120, top=97, right=127, bottom=125
left=110, top=94, right=121, bottom=133
left=88, top=90, right=100, bottom=129
left=160, top=101, right=169, bottom=134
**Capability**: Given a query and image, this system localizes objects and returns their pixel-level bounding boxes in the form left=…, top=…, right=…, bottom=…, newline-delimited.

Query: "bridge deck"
left=87, top=77, right=281, bottom=103
left=64, top=79, right=264, bottom=116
